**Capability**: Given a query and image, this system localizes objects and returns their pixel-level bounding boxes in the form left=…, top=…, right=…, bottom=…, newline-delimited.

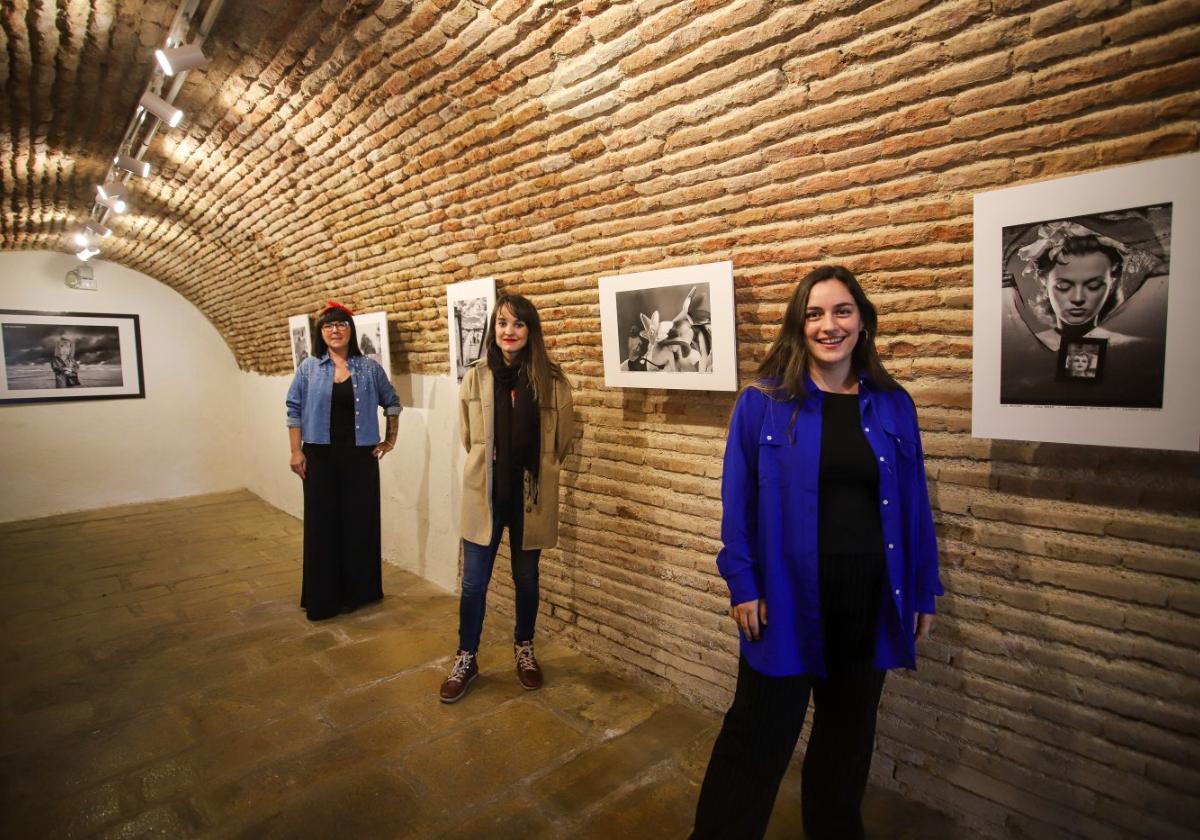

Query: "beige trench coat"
left=458, top=361, right=575, bottom=550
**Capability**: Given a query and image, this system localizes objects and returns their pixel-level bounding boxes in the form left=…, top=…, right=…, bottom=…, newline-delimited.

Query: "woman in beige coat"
left=439, top=293, right=575, bottom=703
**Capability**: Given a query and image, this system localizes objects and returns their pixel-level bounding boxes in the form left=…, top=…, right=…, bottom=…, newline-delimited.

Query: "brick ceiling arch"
left=4, top=0, right=1198, bottom=382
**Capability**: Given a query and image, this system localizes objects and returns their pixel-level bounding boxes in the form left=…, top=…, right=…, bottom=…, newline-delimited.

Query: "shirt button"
left=766, top=435, right=772, bottom=441
left=879, top=456, right=885, bottom=462
left=863, top=427, right=870, bottom=432
left=894, top=588, right=901, bottom=596
left=882, top=499, right=889, bottom=506
left=888, top=543, right=894, bottom=550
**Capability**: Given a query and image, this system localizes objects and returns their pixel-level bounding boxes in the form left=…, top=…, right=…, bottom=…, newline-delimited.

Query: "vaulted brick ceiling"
left=4, top=0, right=1198, bottom=380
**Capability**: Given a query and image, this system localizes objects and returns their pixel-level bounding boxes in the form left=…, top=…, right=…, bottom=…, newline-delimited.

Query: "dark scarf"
left=492, top=358, right=540, bottom=505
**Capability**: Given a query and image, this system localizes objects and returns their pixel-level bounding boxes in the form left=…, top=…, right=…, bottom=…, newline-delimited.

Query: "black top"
left=818, top=391, right=884, bottom=555
left=329, top=377, right=356, bottom=446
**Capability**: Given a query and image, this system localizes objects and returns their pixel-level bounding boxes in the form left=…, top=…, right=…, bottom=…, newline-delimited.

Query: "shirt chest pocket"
left=757, top=423, right=789, bottom=487
left=878, top=411, right=917, bottom=470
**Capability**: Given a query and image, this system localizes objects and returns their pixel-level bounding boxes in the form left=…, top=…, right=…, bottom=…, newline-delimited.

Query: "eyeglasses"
left=321, top=322, right=351, bottom=332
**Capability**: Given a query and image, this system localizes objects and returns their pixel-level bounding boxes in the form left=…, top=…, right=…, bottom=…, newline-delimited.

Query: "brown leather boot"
left=514, top=641, right=543, bottom=690
left=439, top=650, right=478, bottom=703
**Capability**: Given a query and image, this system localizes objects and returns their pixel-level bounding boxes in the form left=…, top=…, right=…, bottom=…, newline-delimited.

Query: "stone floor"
left=0, top=491, right=960, bottom=839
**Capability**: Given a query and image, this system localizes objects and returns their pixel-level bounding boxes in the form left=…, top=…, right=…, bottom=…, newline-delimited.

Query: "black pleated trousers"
left=300, top=443, right=383, bottom=621
left=692, top=552, right=886, bottom=840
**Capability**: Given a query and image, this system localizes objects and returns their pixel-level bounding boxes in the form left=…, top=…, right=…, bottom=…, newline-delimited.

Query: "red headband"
left=319, top=299, right=354, bottom=318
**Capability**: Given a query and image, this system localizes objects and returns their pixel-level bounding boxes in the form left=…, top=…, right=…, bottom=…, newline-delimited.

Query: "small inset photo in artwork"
left=1056, top=338, right=1106, bottom=383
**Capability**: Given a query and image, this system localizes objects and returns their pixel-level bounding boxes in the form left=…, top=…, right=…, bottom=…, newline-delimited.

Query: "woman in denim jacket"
left=285, top=302, right=401, bottom=621
left=692, top=266, right=942, bottom=840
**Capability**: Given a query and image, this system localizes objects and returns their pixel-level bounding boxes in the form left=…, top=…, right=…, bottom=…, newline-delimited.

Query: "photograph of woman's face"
left=1044, top=251, right=1114, bottom=327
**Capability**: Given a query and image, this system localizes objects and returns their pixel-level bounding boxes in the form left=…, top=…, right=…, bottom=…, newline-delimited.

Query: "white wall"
left=238, top=370, right=464, bottom=592
left=0, top=250, right=463, bottom=594
left=0, top=252, right=243, bottom=521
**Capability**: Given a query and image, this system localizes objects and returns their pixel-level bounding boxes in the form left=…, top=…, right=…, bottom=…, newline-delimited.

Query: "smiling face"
left=803, top=279, right=862, bottom=374
left=320, top=318, right=352, bottom=353
left=495, top=304, right=529, bottom=363
left=1046, top=251, right=1114, bottom=327
left=1069, top=352, right=1091, bottom=374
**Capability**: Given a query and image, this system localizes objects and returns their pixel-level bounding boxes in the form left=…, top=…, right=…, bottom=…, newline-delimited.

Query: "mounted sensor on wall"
left=114, top=154, right=151, bottom=177
left=155, top=43, right=208, bottom=75
left=139, top=92, right=183, bottom=128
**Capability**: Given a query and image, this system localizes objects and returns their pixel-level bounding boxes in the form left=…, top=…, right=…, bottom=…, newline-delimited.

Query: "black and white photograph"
left=352, top=311, right=391, bottom=372
left=999, top=207, right=1168, bottom=407
left=615, top=282, right=713, bottom=374
left=287, top=313, right=311, bottom=370
left=600, top=260, right=738, bottom=392
left=452, top=297, right=488, bottom=380
left=446, top=277, right=496, bottom=382
left=972, top=153, right=1200, bottom=451
left=0, top=310, right=144, bottom=404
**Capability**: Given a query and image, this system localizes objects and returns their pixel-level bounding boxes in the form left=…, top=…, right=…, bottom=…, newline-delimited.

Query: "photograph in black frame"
left=998, top=203, right=1169, bottom=408
left=0, top=310, right=145, bottom=405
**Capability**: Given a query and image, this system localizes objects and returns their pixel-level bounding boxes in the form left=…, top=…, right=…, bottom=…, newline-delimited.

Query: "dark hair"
left=311, top=306, right=362, bottom=358
left=754, top=265, right=901, bottom=404
left=1035, top=234, right=1123, bottom=324
left=484, top=293, right=566, bottom=403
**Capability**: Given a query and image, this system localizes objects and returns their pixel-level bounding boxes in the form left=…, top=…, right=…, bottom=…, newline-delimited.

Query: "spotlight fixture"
left=84, top=222, right=112, bottom=239
left=139, top=92, right=184, bottom=128
left=155, top=43, right=208, bottom=75
left=97, top=181, right=127, bottom=201
left=76, top=246, right=101, bottom=262
left=97, top=194, right=128, bottom=213
left=72, top=231, right=94, bottom=249
left=114, top=154, right=151, bottom=177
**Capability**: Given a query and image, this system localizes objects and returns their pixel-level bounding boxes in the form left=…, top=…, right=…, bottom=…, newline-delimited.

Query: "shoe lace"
left=515, top=644, right=537, bottom=670
left=448, top=651, right=474, bottom=683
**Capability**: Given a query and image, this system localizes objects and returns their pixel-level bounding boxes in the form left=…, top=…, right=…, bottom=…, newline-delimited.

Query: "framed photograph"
left=973, top=153, right=1199, bottom=451
left=287, top=314, right=312, bottom=370
left=352, top=311, right=391, bottom=371
left=599, top=260, right=738, bottom=391
left=0, top=309, right=145, bottom=404
left=446, top=277, right=496, bottom=381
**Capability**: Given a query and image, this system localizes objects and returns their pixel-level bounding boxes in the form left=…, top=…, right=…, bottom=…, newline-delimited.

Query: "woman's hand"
left=289, top=450, right=306, bottom=480
left=731, top=598, right=768, bottom=641
left=914, top=612, right=934, bottom=642
left=372, top=440, right=395, bottom=460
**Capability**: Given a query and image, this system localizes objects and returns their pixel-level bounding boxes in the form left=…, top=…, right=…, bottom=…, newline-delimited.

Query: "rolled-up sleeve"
left=717, top=390, right=762, bottom=606
left=285, top=365, right=305, bottom=428
left=374, top=362, right=401, bottom=416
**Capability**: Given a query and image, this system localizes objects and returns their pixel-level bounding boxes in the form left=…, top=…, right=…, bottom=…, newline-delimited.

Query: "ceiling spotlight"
left=155, top=43, right=208, bottom=75
left=97, top=181, right=127, bottom=201
left=114, top=154, right=151, bottom=177
left=73, top=231, right=93, bottom=249
left=84, top=222, right=112, bottom=238
left=98, top=195, right=128, bottom=213
left=76, top=246, right=101, bottom=262
left=139, top=92, right=184, bottom=128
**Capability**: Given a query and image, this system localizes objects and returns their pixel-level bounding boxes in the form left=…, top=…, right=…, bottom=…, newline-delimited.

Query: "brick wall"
left=6, top=0, right=1200, bottom=836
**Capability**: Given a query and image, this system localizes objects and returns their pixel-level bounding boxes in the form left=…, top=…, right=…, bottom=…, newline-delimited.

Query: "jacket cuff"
left=384, top=405, right=402, bottom=416
left=286, top=417, right=302, bottom=428
left=725, top=569, right=761, bottom=606
left=916, top=590, right=938, bottom=615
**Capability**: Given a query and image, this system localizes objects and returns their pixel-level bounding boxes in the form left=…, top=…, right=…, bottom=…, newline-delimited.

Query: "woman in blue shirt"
left=285, top=302, right=401, bottom=621
left=692, top=266, right=942, bottom=840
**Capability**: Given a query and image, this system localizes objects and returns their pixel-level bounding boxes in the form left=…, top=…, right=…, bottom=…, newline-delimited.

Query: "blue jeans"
left=458, top=500, right=541, bottom=654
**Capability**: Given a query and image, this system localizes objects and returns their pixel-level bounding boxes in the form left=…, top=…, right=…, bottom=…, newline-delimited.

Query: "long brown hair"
left=484, top=293, right=566, bottom=404
left=754, top=265, right=900, bottom=402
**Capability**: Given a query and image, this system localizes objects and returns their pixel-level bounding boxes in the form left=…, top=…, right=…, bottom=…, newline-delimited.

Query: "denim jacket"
left=717, top=374, right=943, bottom=677
left=285, top=354, right=401, bottom=446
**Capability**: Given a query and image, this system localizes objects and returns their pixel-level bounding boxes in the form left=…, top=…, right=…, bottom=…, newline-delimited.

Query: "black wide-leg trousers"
left=693, top=551, right=887, bottom=840
left=300, top=442, right=383, bottom=621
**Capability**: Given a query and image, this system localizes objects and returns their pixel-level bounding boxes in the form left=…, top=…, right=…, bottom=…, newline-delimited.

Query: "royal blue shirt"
left=285, top=354, right=401, bottom=446
left=717, top=375, right=943, bottom=677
